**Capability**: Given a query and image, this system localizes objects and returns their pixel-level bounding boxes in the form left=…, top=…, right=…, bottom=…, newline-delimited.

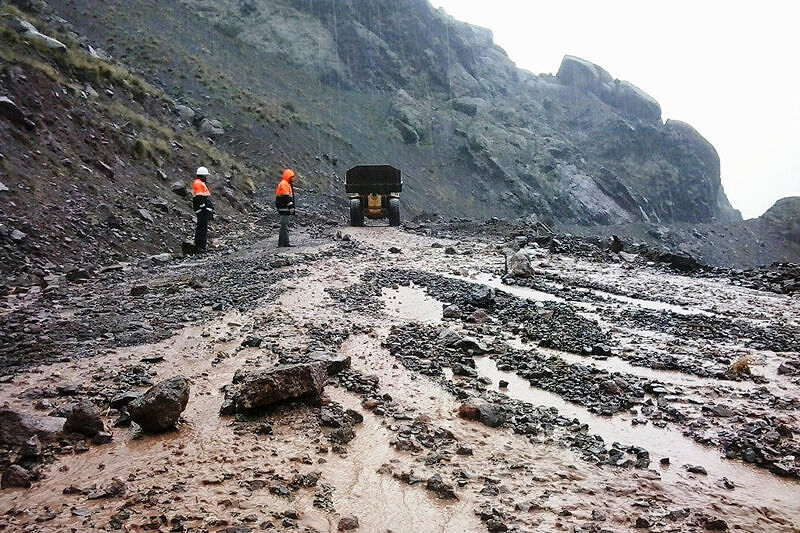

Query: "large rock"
left=0, top=407, right=63, bottom=446
left=1, top=465, right=31, bottom=489
left=128, top=376, right=190, bottom=433
left=556, top=55, right=614, bottom=94
left=612, top=80, right=661, bottom=123
left=13, top=19, right=67, bottom=51
left=557, top=55, right=660, bottom=122
left=0, top=97, right=35, bottom=130
left=507, top=250, right=534, bottom=277
left=63, top=399, right=104, bottom=437
left=199, top=118, right=224, bottom=137
left=220, top=362, right=327, bottom=414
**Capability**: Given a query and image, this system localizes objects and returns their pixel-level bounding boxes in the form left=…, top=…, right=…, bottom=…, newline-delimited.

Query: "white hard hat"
left=196, top=166, right=210, bottom=176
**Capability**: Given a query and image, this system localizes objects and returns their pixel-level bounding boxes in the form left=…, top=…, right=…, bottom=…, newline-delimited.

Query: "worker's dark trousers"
left=195, top=211, right=209, bottom=250
left=278, top=215, right=290, bottom=247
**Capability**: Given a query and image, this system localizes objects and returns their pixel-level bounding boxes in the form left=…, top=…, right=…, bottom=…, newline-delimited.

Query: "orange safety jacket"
left=192, top=178, right=213, bottom=214
left=275, top=175, right=295, bottom=215
left=192, top=178, right=210, bottom=197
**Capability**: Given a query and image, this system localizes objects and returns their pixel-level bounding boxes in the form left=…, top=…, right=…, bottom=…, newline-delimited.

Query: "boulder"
left=175, top=104, right=195, bottom=122
left=220, top=362, right=327, bottom=414
left=199, top=118, right=224, bottom=137
left=1, top=465, right=31, bottom=489
left=63, top=399, right=104, bottom=437
left=0, top=407, right=63, bottom=446
left=0, top=96, right=35, bottom=130
left=128, top=376, right=190, bottom=433
left=507, top=250, right=534, bottom=278
left=612, top=80, right=661, bottom=122
left=557, top=55, right=661, bottom=122
left=170, top=181, right=188, bottom=197
left=556, top=55, right=614, bottom=93
left=14, top=20, right=67, bottom=51
left=476, top=404, right=505, bottom=428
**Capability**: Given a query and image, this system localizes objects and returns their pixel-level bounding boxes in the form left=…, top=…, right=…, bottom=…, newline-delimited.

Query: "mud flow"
left=1, top=226, right=799, bottom=532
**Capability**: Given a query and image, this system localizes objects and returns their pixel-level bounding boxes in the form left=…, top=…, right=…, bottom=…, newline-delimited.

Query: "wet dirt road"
left=1, top=225, right=798, bottom=532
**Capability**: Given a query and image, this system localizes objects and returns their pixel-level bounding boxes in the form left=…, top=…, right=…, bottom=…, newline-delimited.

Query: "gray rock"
left=710, top=404, right=734, bottom=418
left=337, top=516, right=359, bottom=531
left=1, top=465, right=31, bottom=489
left=0, top=96, right=35, bottom=130
left=63, top=399, right=104, bottom=437
left=170, top=181, right=188, bottom=197
left=0, top=407, right=64, bottom=446
left=221, top=362, right=327, bottom=414
left=15, top=20, right=67, bottom=51
left=309, top=352, right=351, bottom=375
left=507, top=250, right=534, bottom=278
left=612, top=80, right=661, bottom=122
left=10, top=229, right=26, bottom=243
left=0, top=180, right=8, bottom=192
left=476, top=404, right=505, bottom=428
left=136, top=208, right=154, bottom=223
left=442, top=304, right=461, bottom=318
left=128, top=376, right=190, bottom=433
left=199, top=118, right=224, bottom=137
left=451, top=97, right=486, bottom=116
left=425, top=473, right=457, bottom=499
left=175, top=104, right=195, bottom=122
left=109, top=391, right=140, bottom=409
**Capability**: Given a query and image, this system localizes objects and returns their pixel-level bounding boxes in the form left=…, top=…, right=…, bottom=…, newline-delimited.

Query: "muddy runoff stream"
left=1, top=226, right=799, bottom=532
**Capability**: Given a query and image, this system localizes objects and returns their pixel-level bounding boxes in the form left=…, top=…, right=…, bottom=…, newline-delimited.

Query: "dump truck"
left=345, top=165, right=402, bottom=227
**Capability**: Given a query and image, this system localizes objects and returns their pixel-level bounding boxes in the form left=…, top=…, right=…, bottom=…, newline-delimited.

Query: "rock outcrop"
left=43, top=0, right=743, bottom=228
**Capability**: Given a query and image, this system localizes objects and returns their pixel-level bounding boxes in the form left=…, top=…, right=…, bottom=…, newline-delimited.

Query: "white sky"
left=430, top=0, right=800, bottom=219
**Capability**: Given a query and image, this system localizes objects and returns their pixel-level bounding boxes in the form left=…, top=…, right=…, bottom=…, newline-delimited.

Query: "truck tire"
left=350, top=198, right=363, bottom=227
left=388, top=198, right=400, bottom=227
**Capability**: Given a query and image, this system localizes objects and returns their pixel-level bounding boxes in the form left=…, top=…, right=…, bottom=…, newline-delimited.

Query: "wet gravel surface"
left=1, top=224, right=799, bottom=532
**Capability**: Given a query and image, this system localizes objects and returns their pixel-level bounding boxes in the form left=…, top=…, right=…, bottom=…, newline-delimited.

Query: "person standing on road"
left=275, top=168, right=296, bottom=248
left=192, top=166, right=214, bottom=252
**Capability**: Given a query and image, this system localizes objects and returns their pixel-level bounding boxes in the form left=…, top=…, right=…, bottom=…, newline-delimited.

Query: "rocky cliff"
left=38, top=0, right=741, bottom=226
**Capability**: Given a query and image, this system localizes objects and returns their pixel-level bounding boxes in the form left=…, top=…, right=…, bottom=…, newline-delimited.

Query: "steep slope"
left=43, top=0, right=741, bottom=226
left=0, top=3, right=268, bottom=282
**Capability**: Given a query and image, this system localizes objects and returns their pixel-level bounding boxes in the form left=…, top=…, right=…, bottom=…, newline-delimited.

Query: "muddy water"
left=470, top=355, right=800, bottom=504
left=506, top=337, right=754, bottom=391
left=382, top=284, right=443, bottom=324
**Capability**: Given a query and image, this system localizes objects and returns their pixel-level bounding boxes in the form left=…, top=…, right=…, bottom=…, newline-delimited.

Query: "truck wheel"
left=350, top=198, right=363, bottom=227
left=388, top=198, right=400, bottom=227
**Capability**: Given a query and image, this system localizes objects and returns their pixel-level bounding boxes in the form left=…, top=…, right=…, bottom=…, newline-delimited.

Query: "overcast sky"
left=429, top=0, right=799, bottom=219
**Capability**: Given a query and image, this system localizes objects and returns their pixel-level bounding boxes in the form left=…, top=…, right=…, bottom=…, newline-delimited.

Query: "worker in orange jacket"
left=275, top=168, right=295, bottom=247
left=192, top=166, right=214, bottom=251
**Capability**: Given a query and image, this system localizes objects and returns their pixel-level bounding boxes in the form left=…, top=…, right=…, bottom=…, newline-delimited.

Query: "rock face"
left=49, top=0, right=742, bottom=227
left=557, top=56, right=661, bottom=122
left=128, top=376, right=190, bottom=433
left=759, top=197, right=800, bottom=244
left=221, top=362, right=327, bottom=414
